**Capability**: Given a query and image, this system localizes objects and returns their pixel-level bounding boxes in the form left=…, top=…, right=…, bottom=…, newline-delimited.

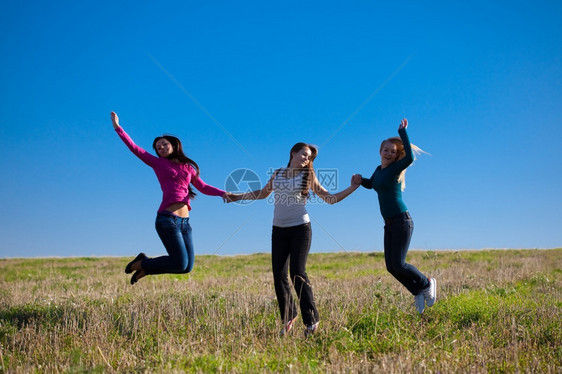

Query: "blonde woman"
left=359, top=118, right=436, bottom=314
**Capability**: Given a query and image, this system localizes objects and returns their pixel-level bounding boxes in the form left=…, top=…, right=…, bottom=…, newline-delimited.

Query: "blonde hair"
left=380, top=137, right=426, bottom=191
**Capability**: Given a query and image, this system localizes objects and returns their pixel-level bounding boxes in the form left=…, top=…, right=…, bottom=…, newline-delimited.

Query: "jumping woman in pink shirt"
left=111, top=112, right=228, bottom=285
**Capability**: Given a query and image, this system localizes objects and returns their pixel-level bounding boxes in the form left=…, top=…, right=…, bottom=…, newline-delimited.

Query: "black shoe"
left=125, top=253, right=147, bottom=274
left=130, top=270, right=142, bottom=285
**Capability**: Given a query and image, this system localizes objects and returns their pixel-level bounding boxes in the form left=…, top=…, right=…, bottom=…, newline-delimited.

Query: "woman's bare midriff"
left=164, top=203, right=189, bottom=218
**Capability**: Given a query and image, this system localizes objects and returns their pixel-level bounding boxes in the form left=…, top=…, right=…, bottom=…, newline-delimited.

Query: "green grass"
left=0, top=249, right=560, bottom=373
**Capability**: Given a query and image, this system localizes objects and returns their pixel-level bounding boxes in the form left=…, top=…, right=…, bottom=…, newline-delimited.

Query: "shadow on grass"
left=0, top=303, right=65, bottom=329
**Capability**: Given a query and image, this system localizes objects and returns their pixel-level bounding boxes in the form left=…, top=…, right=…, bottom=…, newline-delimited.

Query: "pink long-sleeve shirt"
left=115, top=127, right=225, bottom=213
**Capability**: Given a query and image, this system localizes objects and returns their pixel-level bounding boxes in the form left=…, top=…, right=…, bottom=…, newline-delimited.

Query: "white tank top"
left=272, top=168, right=310, bottom=227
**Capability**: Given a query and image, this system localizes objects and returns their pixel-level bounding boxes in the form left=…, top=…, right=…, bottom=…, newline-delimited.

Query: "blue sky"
left=1, top=0, right=561, bottom=258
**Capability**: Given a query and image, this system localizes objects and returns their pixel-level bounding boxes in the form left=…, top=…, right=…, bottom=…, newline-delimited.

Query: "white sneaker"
left=280, top=316, right=297, bottom=337
left=304, top=321, right=319, bottom=337
left=423, top=278, right=437, bottom=307
left=414, top=292, right=425, bottom=314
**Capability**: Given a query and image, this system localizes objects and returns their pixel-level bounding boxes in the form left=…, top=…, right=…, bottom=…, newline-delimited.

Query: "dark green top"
left=361, top=127, right=413, bottom=220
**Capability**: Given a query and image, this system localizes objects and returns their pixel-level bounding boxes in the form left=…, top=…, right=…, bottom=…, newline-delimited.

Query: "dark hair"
left=287, top=142, right=318, bottom=198
left=153, top=135, right=199, bottom=199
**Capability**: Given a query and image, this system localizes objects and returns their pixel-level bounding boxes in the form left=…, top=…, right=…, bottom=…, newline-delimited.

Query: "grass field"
left=0, top=249, right=560, bottom=373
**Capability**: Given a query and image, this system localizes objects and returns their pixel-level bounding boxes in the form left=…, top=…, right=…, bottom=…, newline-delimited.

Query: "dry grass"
left=0, top=249, right=560, bottom=373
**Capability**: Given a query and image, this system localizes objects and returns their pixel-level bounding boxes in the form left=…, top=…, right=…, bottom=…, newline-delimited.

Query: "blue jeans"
left=383, top=212, right=429, bottom=295
left=271, top=223, right=319, bottom=326
left=142, top=213, right=194, bottom=275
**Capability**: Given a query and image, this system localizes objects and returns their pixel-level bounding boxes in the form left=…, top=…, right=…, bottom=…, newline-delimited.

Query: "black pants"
left=384, top=212, right=429, bottom=295
left=271, top=223, right=319, bottom=326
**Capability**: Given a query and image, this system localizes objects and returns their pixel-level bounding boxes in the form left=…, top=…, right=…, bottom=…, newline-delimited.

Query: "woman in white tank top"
left=228, top=143, right=361, bottom=337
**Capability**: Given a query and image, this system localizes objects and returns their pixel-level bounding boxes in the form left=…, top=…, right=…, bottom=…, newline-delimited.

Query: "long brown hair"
left=153, top=135, right=199, bottom=199
left=287, top=142, right=318, bottom=198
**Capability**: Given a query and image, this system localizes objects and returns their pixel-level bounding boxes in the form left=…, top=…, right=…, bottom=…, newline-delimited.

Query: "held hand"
left=111, top=111, right=120, bottom=129
left=223, top=192, right=240, bottom=203
left=223, top=192, right=234, bottom=203
left=399, top=118, right=408, bottom=130
left=351, top=174, right=362, bottom=186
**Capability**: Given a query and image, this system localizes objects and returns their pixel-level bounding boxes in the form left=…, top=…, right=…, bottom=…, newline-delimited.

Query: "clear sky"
left=1, top=0, right=561, bottom=258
